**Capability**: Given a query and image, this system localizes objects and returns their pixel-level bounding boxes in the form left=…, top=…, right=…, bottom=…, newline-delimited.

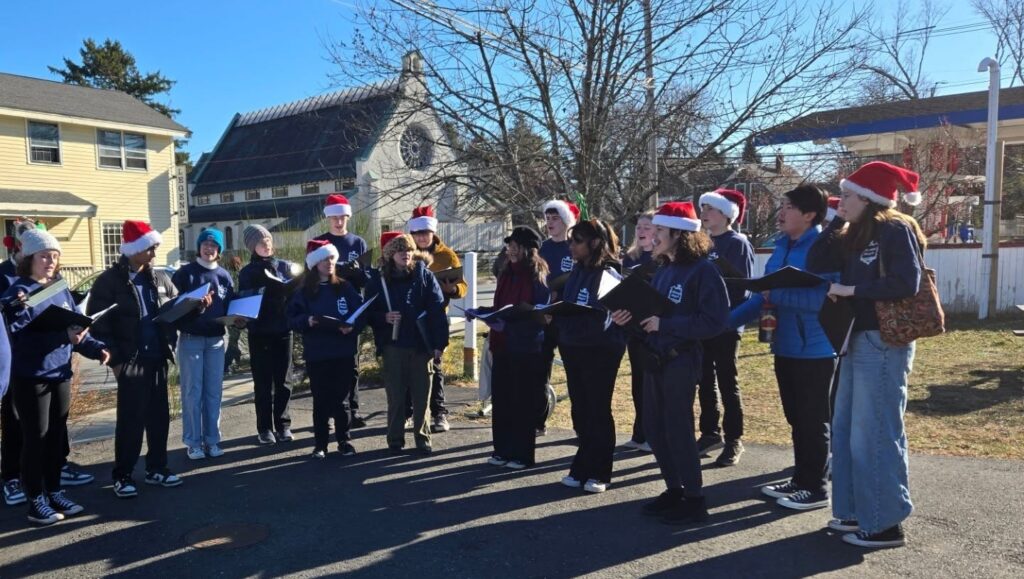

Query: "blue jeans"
left=832, top=330, right=915, bottom=534
left=178, top=333, right=226, bottom=449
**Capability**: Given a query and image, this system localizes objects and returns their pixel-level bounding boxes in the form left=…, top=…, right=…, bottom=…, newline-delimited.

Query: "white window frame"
left=196, top=195, right=211, bottom=206
left=300, top=182, right=320, bottom=195
left=26, top=120, right=62, bottom=166
left=101, top=221, right=123, bottom=266
left=244, top=189, right=260, bottom=201
left=96, top=129, right=148, bottom=171
left=271, top=186, right=288, bottom=198
left=220, top=192, right=235, bottom=203
left=334, top=178, right=356, bottom=192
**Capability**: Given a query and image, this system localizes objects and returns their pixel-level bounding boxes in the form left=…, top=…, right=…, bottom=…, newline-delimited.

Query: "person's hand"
left=827, top=283, right=855, bottom=300
left=67, top=325, right=87, bottom=345
left=111, top=363, right=123, bottom=378
left=386, top=311, right=402, bottom=325
left=340, top=326, right=353, bottom=335
left=99, top=349, right=112, bottom=365
left=440, top=279, right=458, bottom=295
left=232, top=318, right=247, bottom=329
left=639, top=316, right=660, bottom=333
left=308, top=316, right=318, bottom=327
left=610, top=309, right=632, bottom=327
left=200, top=291, right=214, bottom=309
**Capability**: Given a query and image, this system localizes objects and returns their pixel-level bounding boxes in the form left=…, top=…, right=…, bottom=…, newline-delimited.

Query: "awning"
left=0, top=189, right=96, bottom=218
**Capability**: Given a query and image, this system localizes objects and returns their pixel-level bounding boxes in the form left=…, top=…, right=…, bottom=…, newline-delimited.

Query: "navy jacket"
left=171, top=261, right=235, bottom=337
left=365, top=261, right=449, bottom=354
left=486, top=265, right=550, bottom=354
left=540, top=239, right=573, bottom=286
left=0, top=258, right=16, bottom=295
left=622, top=250, right=653, bottom=271
left=730, top=226, right=838, bottom=359
left=3, top=277, right=106, bottom=381
left=315, top=232, right=369, bottom=289
left=238, top=255, right=296, bottom=335
left=643, top=259, right=729, bottom=366
left=554, top=263, right=625, bottom=348
left=709, top=230, right=755, bottom=309
left=0, top=311, right=10, bottom=397
left=286, top=280, right=365, bottom=362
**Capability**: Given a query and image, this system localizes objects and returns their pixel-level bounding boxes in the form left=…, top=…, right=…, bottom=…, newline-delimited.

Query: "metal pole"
left=977, top=57, right=1000, bottom=319
left=463, top=251, right=478, bottom=379
left=643, top=0, right=658, bottom=209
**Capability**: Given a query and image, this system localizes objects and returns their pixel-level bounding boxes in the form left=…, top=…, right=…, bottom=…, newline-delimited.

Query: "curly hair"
left=655, top=229, right=713, bottom=266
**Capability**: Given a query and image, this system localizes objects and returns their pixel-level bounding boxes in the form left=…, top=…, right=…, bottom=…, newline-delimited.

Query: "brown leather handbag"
left=874, top=248, right=945, bottom=346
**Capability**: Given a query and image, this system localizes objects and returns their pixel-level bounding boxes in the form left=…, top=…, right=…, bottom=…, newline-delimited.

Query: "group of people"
left=0, top=161, right=925, bottom=550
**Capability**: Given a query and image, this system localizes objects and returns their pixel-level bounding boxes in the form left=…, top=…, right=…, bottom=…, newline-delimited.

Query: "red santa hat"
left=699, top=188, right=746, bottom=224
left=120, top=220, right=163, bottom=257
left=407, top=205, right=438, bottom=232
left=305, top=238, right=340, bottom=268
left=323, top=194, right=353, bottom=217
left=652, top=202, right=701, bottom=232
left=840, top=161, right=921, bottom=208
left=380, top=230, right=403, bottom=249
left=826, top=196, right=841, bottom=221
left=542, top=199, right=581, bottom=228
left=2, top=236, right=15, bottom=251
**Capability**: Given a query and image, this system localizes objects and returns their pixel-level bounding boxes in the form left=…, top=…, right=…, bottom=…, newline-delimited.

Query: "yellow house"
left=0, top=72, right=189, bottom=281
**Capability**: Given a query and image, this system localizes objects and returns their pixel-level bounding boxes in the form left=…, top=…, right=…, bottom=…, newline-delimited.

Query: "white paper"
left=175, top=282, right=211, bottom=304
left=345, top=294, right=378, bottom=325
left=89, top=303, right=118, bottom=322
left=226, top=295, right=262, bottom=319
left=597, top=268, right=622, bottom=299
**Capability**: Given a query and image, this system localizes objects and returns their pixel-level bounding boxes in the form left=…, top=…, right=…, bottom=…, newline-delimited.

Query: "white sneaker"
left=206, top=445, right=225, bottom=458
left=584, top=479, right=608, bottom=493
left=487, top=456, right=508, bottom=466
left=638, top=442, right=652, bottom=453
left=186, top=447, right=206, bottom=460
left=561, top=475, right=582, bottom=489
left=505, top=460, right=527, bottom=470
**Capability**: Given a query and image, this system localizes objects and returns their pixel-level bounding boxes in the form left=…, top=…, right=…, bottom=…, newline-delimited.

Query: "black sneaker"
left=351, top=415, right=367, bottom=429
left=3, top=478, right=26, bottom=506
left=761, top=480, right=799, bottom=499
left=715, top=440, right=744, bottom=467
left=695, top=434, right=723, bottom=458
left=144, top=470, right=183, bottom=488
left=113, top=476, right=138, bottom=499
left=27, top=494, right=63, bottom=525
left=828, top=519, right=860, bottom=532
left=642, top=490, right=683, bottom=516
left=47, top=490, right=84, bottom=516
left=311, top=449, right=327, bottom=460
left=842, top=525, right=906, bottom=548
left=339, top=442, right=356, bottom=457
left=777, top=489, right=829, bottom=510
left=60, top=463, right=94, bottom=487
left=661, top=496, right=709, bottom=525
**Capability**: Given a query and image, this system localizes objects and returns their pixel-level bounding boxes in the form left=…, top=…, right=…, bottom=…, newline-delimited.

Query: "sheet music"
left=175, top=282, right=210, bottom=304
left=345, top=294, right=378, bottom=325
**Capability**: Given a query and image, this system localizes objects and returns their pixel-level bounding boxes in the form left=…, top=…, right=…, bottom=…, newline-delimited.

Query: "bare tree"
left=973, top=0, right=1024, bottom=87
left=857, top=0, right=948, bottom=103
left=327, top=0, right=869, bottom=227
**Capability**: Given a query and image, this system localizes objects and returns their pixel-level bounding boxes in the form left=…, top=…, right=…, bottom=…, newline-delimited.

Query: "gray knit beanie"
left=243, top=224, right=272, bottom=253
left=19, top=229, right=61, bottom=257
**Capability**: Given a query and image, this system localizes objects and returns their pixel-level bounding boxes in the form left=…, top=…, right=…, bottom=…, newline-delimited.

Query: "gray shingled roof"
left=0, top=189, right=96, bottom=216
left=0, top=72, right=189, bottom=134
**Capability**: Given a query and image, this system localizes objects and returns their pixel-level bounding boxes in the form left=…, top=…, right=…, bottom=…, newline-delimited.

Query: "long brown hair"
left=16, top=252, right=61, bottom=279
left=299, top=264, right=344, bottom=297
left=656, top=229, right=713, bottom=266
left=569, top=219, right=620, bottom=269
left=500, top=246, right=549, bottom=285
left=842, top=204, right=927, bottom=253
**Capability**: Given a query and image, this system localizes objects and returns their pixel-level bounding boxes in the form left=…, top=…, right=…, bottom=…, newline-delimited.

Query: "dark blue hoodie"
left=554, top=264, right=625, bottom=348
left=539, top=238, right=573, bottom=285
left=237, top=255, right=297, bottom=335
left=643, top=259, right=729, bottom=366
left=365, top=261, right=449, bottom=354
left=286, top=279, right=365, bottom=362
left=709, top=229, right=755, bottom=308
left=3, top=277, right=106, bottom=381
left=170, top=261, right=235, bottom=337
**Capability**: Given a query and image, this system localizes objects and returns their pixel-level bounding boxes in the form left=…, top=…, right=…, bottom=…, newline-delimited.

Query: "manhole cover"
left=184, top=522, right=270, bottom=550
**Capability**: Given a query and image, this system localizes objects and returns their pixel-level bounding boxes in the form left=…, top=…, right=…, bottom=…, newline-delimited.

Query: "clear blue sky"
left=0, top=0, right=1006, bottom=160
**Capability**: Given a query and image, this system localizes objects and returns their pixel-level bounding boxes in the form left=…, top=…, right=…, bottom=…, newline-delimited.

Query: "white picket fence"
left=437, top=221, right=506, bottom=252
left=753, top=243, right=1024, bottom=314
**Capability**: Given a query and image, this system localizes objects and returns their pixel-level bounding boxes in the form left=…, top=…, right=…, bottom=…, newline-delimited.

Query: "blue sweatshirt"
left=554, top=264, right=624, bottom=348
left=171, top=261, right=235, bottom=337
left=622, top=250, right=653, bottom=271
left=730, top=226, right=838, bottom=359
left=3, top=277, right=106, bottom=381
left=642, top=259, right=729, bottom=366
left=0, top=258, right=16, bottom=295
left=709, top=230, right=755, bottom=308
left=238, top=255, right=296, bottom=335
left=539, top=239, right=573, bottom=285
left=286, top=280, right=365, bottom=362
left=365, top=261, right=449, bottom=354
left=315, top=232, right=367, bottom=264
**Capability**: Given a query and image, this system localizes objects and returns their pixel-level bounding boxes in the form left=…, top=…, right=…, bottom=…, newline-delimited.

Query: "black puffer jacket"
left=86, top=257, right=179, bottom=367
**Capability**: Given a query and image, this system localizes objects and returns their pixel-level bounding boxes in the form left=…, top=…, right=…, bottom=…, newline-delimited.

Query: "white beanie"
left=18, top=229, right=61, bottom=257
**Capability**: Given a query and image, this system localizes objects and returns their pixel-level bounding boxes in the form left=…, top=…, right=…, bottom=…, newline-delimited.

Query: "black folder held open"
left=725, top=266, right=828, bottom=292
left=27, top=303, right=117, bottom=333
left=598, top=273, right=673, bottom=323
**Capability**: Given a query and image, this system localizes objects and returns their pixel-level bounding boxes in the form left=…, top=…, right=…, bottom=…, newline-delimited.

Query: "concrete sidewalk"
left=4, top=383, right=1023, bottom=578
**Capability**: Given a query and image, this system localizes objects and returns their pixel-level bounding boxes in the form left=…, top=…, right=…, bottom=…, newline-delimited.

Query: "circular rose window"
left=400, top=126, right=433, bottom=170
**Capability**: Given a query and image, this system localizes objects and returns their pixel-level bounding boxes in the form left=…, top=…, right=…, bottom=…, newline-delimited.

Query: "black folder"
left=818, top=298, right=856, bottom=355
left=27, top=303, right=117, bottom=333
left=433, top=267, right=464, bottom=284
left=533, top=300, right=603, bottom=317
left=598, top=273, right=674, bottom=324
left=548, top=271, right=572, bottom=292
left=711, top=255, right=744, bottom=279
left=625, top=260, right=658, bottom=281
left=460, top=302, right=538, bottom=322
left=725, top=266, right=827, bottom=292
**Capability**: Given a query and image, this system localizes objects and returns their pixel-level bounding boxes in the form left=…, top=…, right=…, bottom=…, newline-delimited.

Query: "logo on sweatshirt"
left=860, top=241, right=879, bottom=266
left=668, top=284, right=683, bottom=304
left=560, top=256, right=573, bottom=272
left=708, top=251, right=719, bottom=261
left=337, top=297, right=349, bottom=316
left=406, top=287, right=414, bottom=306
left=348, top=250, right=359, bottom=262
left=217, top=284, right=228, bottom=299
left=576, top=288, right=590, bottom=305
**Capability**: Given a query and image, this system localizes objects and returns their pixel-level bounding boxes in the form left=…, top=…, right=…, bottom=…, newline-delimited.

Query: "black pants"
left=249, top=331, right=293, bottom=433
left=775, top=356, right=836, bottom=494
left=308, top=357, right=357, bottom=451
left=561, top=344, right=625, bottom=483
left=1, top=388, right=22, bottom=482
left=698, top=331, right=743, bottom=441
left=405, top=358, right=448, bottom=419
left=113, top=358, right=170, bottom=480
left=645, top=357, right=703, bottom=496
left=538, top=325, right=560, bottom=429
left=12, top=378, right=70, bottom=498
left=349, top=336, right=361, bottom=419
left=491, top=350, right=547, bottom=465
left=626, top=338, right=648, bottom=443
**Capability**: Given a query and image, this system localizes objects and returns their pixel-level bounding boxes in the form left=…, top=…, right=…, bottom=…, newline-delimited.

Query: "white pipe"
left=463, top=252, right=478, bottom=379
left=977, top=57, right=1000, bottom=319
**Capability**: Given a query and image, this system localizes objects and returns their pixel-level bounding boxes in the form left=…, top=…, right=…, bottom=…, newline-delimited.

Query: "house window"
left=97, top=130, right=148, bottom=170
left=334, top=178, right=355, bottom=191
left=28, top=121, right=60, bottom=164
left=101, top=222, right=123, bottom=266
left=221, top=192, right=235, bottom=203
left=197, top=196, right=210, bottom=206
left=272, top=186, right=288, bottom=198
left=301, top=182, right=320, bottom=195
left=244, top=189, right=260, bottom=201
left=225, top=227, right=234, bottom=250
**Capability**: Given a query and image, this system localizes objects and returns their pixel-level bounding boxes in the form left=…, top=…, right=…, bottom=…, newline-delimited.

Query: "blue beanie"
left=196, top=228, right=225, bottom=253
